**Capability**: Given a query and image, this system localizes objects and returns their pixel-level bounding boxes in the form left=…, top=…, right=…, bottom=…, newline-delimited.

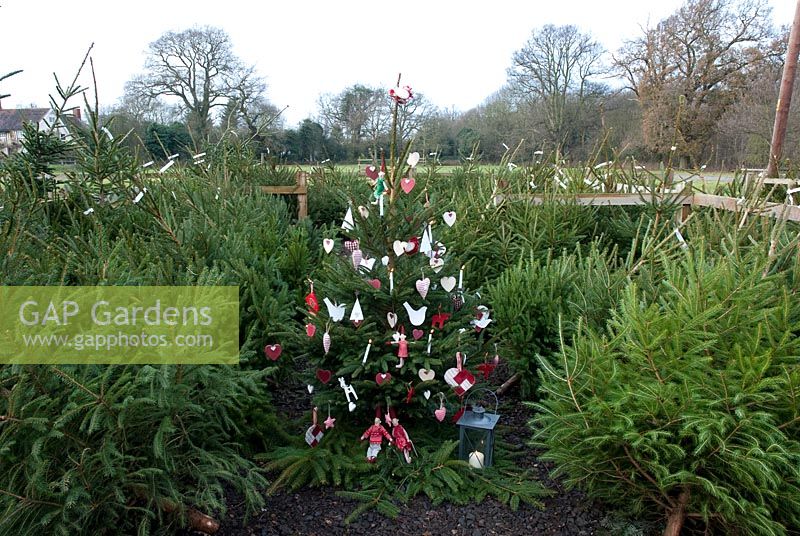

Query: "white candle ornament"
left=362, top=339, right=373, bottom=365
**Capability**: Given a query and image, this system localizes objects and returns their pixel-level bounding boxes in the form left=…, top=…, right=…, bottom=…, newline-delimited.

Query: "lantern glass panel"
left=456, top=410, right=499, bottom=468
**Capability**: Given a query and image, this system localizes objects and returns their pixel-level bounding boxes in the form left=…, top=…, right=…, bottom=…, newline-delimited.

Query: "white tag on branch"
left=142, top=161, right=154, bottom=168
left=674, top=228, right=688, bottom=250
left=159, top=160, right=175, bottom=174
left=133, top=188, right=147, bottom=204
left=83, top=207, right=94, bottom=215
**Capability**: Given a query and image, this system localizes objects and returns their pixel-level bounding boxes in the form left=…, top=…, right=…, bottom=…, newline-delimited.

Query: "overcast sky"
left=0, top=0, right=794, bottom=127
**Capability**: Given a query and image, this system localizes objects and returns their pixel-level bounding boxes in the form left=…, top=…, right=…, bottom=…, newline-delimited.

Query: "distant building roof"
left=0, top=108, right=49, bottom=133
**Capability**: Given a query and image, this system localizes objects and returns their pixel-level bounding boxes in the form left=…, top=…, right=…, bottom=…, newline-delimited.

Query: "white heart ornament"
left=443, top=211, right=456, bottom=227
left=348, top=401, right=357, bottom=412
left=392, top=240, right=407, bottom=257
left=430, top=257, right=444, bottom=273
left=307, top=385, right=314, bottom=394
left=387, top=312, right=398, bottom=328
left=440, top=276, right=456, bottom=292
left=407, top=152, right=420, bottom=168
left=381, top=256, right=390, bottom=266
left=323, top=238, right=334, bottom=254
left=423, top=390, right=431, bottom=400
left=415, top=277, right=430, bottom=299
left=418, top=368, right=435, bottom=382
left=358, top=205, right=369, bottom=219
left=359, top=257, right=376, bottom=271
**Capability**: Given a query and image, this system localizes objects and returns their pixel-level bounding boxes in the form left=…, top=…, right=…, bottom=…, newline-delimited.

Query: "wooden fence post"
left=296, top=171, right=308, bottom=219
left=259, top=170, right=309, bottom=220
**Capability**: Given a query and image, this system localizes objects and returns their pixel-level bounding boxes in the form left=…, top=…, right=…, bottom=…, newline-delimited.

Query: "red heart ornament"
left=305, top=324, right=316, bottom=337
left=316, top=369, right=332, bottom=384
left=365, top=165, right=379, bottom=180
left=367, top=278, right=381, bottom=290
left=264, top=344, right=282, bottom=361
left=412, top=329, right=424, bottom=340
left=305, top=291, right=319, bottom=314
left=400, top=177, right=415, bottom=194
left=375, top=372, right=392, bottom=385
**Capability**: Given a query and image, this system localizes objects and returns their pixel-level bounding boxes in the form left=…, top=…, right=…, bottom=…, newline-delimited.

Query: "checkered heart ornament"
left=305, top=406, right=324, bottom=447
left=444, top=352, right=475, bottom=397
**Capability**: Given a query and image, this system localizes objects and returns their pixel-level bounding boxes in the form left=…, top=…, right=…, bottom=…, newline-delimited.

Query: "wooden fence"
left=260, top=171, right=308, bottom=219
left=496, top=190, right=800, bottom=224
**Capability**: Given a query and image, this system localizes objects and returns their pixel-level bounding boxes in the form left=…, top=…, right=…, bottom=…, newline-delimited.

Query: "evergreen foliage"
left=533, top=220, right=800, bottom=535
left=487, top=244, right=625, bottom=396
left=1, top=364, right=268, bottom=535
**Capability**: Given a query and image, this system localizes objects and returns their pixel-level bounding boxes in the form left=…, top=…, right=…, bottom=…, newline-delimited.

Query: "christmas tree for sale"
left=299, top=80, right=497, bottom=462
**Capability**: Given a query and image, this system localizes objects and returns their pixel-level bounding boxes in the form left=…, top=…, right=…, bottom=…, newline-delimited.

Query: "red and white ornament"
left=375, top=372, right=392, bottom=385
left=444, top=352, right=475, bottom=396
left=264, top=344, right=282, bottom=361
left=352, top=249, right=363, bottom=270
left=400, top=177, right=416, bottom=194
left=305, top=282, right=319, bottom=314
left=323, top=330, right=331, bottom=354
left=305, top=407, right=324, bottom=447
left=322, top=238, right=335, bottom=254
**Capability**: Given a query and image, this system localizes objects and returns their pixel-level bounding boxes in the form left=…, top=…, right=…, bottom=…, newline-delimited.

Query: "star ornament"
left=324, top=415, right=336, bottom=429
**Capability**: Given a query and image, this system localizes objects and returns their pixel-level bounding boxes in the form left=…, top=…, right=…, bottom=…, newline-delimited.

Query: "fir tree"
left=297, top=80, right=493, bottom=452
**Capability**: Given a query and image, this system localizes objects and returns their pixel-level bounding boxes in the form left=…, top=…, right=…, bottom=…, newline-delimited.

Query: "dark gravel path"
left=210, top=370, right=620, bottom=536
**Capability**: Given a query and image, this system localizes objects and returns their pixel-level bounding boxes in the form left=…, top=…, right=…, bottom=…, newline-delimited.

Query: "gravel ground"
left=208, top=370, right=618, bottom=536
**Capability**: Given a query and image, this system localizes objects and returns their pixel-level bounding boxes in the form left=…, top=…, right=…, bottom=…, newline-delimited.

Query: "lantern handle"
left=464, top=387, right=498, bottom=415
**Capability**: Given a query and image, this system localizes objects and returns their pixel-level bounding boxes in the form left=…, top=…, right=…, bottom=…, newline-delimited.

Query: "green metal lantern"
left=456, top=389, right=500, bottom=469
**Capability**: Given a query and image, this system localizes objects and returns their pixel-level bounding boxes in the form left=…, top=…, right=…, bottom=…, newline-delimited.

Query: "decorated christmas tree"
left=295, top=79, right=498, bottom=461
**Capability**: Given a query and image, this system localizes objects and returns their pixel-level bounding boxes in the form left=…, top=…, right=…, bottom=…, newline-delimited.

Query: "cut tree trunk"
left=663, top=488, right=691, bottom=536
left=496, top=372, right=521, bottom=396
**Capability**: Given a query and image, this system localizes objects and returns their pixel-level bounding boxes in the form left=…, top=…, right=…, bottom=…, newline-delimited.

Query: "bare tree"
left=317, top=85, right=388, bottom=158
left=507, top=24, right=605, bottom=152
left=126, top=26, right=262, bottom=142
left=615, top=0, right=780, bottom=165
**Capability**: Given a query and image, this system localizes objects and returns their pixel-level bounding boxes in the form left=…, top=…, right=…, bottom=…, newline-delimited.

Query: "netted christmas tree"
left=296, top=80, right=497, bottom=461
